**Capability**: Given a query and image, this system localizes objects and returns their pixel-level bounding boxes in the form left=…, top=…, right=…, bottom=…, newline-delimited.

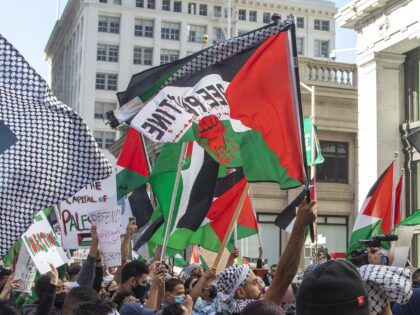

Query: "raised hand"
left=198, top=115, right=230, bottom=164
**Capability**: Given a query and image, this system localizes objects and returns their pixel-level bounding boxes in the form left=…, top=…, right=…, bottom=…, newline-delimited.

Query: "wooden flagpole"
left=212, top=182, right=250, bottom=269
left=160, top=142, right=187, bottom=263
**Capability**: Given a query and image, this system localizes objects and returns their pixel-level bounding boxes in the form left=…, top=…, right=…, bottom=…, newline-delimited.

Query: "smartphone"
left=129, top=217, right=136, bottom=225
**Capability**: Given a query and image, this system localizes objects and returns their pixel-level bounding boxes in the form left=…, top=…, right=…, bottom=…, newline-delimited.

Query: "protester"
left=74, top=299, right=119, bottom=315
left=117, top=260, right=150, bottom=302
left=0, top=267, right=12, bottom=292
left=61, top=286, right=98, bottom=315
left=240, top=300, right=284, bottom=315
left=184, top=263, right=204, bottom=281
left=162, top=277, right=186, bottom=308
left=263, top=264, right=277, bottom=287
left=296, top=260, right=370, bottom=315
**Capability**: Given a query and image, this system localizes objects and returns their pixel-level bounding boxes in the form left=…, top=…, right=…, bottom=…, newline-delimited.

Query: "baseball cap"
left=120, top=302, right=155, bottom=315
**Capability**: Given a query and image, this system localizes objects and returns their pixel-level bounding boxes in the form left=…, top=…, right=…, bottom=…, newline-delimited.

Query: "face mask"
left=132, top=280, right=147, bottom=299
left=175, top=294, right=185, bottom=304
left=54, top=292, right=66, bottom=309
left=108, top=289, right=117, bottom=297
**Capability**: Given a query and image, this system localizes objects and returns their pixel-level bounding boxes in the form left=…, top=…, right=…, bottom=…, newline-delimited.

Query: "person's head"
left=74, top=299, right=117, bottom=315
left=0, top=299, right=19, bottom=315
left=412, top=268, right=420, bottom=283
left=165, top=278, right=185, bottom=303
left=240, top=300, right=285, bottom=315
left=367, top=247, right=382, bottom=265
left=61, top=286, right=98, bottom=315
left=184, top=263, right=203, bottom=280
left=201, top=283, right=217, bottom=301
left=35, top=274, right=52, bottom=301
left=270, top=264, right=277, bottom=276
left=120, top=260, right=149, bottom=298
left=67, top=265, right=81, bottom=282
left=317, top=248, right=331, bottom=262
left=0, top=267, right=12, bottom=291
left=296, top=260, right=369, bottom=315
left=113, top=291, right=139, bottom=311
left=218, top=264, right=263, bottom=302
left=162, top=302, right=185, bottom=315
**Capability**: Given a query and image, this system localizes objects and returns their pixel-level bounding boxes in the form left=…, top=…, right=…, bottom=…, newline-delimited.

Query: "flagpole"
left=53, top=205, right=65, bottom=243
left=212, top=182, right=250, bottom=269
left=401, top=168, right=405, bottom=222
left=160, top=142, right=187, bottom=263
left=391, top=151, right=399, bottom=230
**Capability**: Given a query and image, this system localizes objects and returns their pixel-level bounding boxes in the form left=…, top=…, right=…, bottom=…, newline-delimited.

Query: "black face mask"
left=108, top=289, right=117, bottom=297
left=54, top=292, right=66, bottom=309
left=132, top=280, right=148, bottom=300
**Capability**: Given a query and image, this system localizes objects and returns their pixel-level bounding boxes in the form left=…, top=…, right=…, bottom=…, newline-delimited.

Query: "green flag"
left=304, top=117, right=324, bottom=166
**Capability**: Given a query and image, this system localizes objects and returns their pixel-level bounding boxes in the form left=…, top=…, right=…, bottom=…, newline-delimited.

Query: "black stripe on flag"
left=133, top=215, right=164, bottom=252
left=176, top=152, right=219, bottom=231
left=129, top=184, right=154, bottom=229
left=275, top=189, right=306, bottom=230
left=214, top=169, right=245, bottom=198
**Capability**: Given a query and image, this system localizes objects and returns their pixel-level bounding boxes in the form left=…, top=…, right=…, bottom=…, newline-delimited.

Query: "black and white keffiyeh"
left=184, top=263, right=202, bottom=281
left=358, top=265, right=413, bottom=315
left=0, top=34, right=112, bottom=257
left=217, top=264, right=256, bottom=313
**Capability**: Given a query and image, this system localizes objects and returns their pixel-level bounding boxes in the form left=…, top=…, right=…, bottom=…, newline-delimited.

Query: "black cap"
left=296, top=260, right=369, bottom=315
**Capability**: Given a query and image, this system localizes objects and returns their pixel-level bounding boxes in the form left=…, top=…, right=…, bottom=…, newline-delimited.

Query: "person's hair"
left=413, top=268, right=420, bottom=281
left=35, top=274, right=51, bottom=300
left=62, top=286, right=98, bottom=315
left=240, top=300, right=285, bottom=315
left=112, top=291, right=132, bottom=310
left=74, top=299, right=117, bottom=315
left=121, top=260, right=149, bottom=283
left=0, top=300, right=19, bottom=315
left=162, top=302, right=185, bottom=315
left=270, top=264, right=277, bottom=269
left=165, top=278, right=184, bottom=294
left=184, top=277, right=198, bottom=294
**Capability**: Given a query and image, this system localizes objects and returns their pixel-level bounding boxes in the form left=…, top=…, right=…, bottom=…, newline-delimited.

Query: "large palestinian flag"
left=347, top=162, right=397, bottom=258
left=148, top=142, right=257, bottom=256
left=109, top=19, right=307, bottom=190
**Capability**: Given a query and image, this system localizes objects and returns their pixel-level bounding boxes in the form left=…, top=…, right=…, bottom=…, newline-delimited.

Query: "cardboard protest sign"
left=89, top=206, right=122, bottom=267
left=13, top=245, right=37, bottom=293
left=200, top=247, right=230, bottom=275
left=60, top=154, right=117, bottom=249
left=390, top=226, right=415, bottom=267
left=22, top=212, right=68, bottom=274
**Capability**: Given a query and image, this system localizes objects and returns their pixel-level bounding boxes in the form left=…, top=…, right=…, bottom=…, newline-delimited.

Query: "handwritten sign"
left=390, top=226, right=415, bottom=267
left=60, top=154, right=117, bottom=249
left=13, top=245, right=37, bottom=293
left=89, top=206, right=122, bottom=267
left=22, top=212, right=69, bottom=274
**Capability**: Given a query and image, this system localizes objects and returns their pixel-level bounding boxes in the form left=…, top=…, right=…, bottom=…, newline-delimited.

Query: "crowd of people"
left=0, top=200, right=419, bottom=315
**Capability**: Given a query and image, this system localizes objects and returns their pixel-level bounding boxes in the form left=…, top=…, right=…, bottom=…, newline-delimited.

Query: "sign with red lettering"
left=59, top=154, right=117, bottom=249
left=22, top=212, right=68, bottom=274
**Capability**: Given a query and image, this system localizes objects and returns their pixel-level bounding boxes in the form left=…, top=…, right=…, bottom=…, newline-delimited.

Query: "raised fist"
left=198, top=115, right=229, bottom=164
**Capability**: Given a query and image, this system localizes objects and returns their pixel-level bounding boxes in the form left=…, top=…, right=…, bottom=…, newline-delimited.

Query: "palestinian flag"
left=395, top=210, right=420, bottom=227
left=116, top=128, right=149, bottom=200
left=125, top=184, right=154, bottom=229
left=110, top=19, right=307, bottom=190
left=394, top=175, right=403, bottom=226
left=304, top=117, right=324, bottom=166
left=133, top=214, right=164, bottom=253
left=347, top=162, right=395, bottom=258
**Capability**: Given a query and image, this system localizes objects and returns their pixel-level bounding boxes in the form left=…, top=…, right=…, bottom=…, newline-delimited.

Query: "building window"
left=95, top=73, right=118, bottom=90
left=147, top=0, right=155, bottom=9
left=238, top=9, right=246, bottom=21
left=297, top=17, right=304, bottom=28
left=161, top=22, right=180, bottom=40
left=314, top=19, right=330, bottom=31
left=199, top=4, right=207, bottom=16
left=94, top=131, right=116, bottom=149
left=134, top=19, right=154, bottom=37
left=98, top=16, right=120, bottom=33
left=160, top=49, right=179, bottom=64
left=316, top=141, right=348, bottom=183
left=97, top=44, right=119, bottom=62
left=174, top=1, right=182, bottom=12
left=249, top=10, right=257, bottom=22
left=214, top=6, right=222, bottom=17
left=133, top=47, right=153, bottom=65
left=314, top=40, right=329, bottom=58
left=213, top=27, right=225, bottom=44
left=296, top=37, right=304, bottom=55
left=136, top=0, right=144, bottom=7
left=99, top=0, right=107, bottom=3
left=188, top=24, right=206, bottom=43
left=188, top=3, right=196, bottom=14
left=94, top=102, right=116, bottom=119
left=316, top=216, right=348, bottom=253
left=112, top=0, right=121, bottom=4
left=162, top=0, right=170, bottom=10
left=263, top=12, right=271, bottom=23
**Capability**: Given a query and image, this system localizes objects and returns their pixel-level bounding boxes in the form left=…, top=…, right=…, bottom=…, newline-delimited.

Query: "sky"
left=0, top=0, right=357, bottom=81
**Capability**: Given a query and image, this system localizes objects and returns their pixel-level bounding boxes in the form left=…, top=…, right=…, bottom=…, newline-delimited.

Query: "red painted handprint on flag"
left=198, top=115, right=230, bottom=164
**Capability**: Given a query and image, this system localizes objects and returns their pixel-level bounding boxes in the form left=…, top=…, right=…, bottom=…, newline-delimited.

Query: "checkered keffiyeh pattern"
left=184, top=263, right=202, bottom=281
left=0, top=34, right=112, bottom=257
left=217, top=264, right=255, bottom=313
left=358, top=265, right=413, bottom=315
